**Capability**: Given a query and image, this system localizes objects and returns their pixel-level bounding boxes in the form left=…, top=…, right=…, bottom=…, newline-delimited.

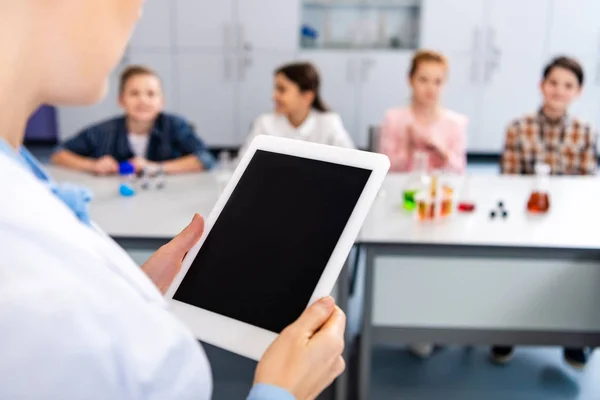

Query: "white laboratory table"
left=47, top=166, right=350, bottom=400
left=47, top=166, right=219, bottom=241
left=356, top=174, right=600, bottom=400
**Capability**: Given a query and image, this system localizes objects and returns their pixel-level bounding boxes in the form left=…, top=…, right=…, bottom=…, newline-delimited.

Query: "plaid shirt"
left=58, top=113, right=216, bottom=170
left=501, top=110, right=597, bottom=175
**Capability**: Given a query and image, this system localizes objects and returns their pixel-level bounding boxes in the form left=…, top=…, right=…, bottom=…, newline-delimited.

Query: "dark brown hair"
left=543, top=56, right=584, bottom=86
left=119, top=65, right=161, bottom=94
left=409, top=49, right=448, bottom=78
left=275, top=62, right=329, bottom=112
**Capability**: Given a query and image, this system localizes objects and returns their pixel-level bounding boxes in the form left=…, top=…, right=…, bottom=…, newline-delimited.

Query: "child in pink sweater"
left=380, top=50, right=468, bottom=174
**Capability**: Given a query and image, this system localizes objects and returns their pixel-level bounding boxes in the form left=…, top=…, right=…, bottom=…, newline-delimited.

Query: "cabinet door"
left=130, top=0, right=172, bottom=50
left=237, top=51, right=297, bottom=145
left=237, top=0, right=300, bottom=52
left=357, top=53, right=412, bottom=149
left=476, top=0, right=550, bottom=152
left=420, top=0, right=486, bottom=53
left=175, top=53, right=237, bottom=146
left=173, top=0, right=236, bottom=49
left=442, top=53, right=484, bottom=152
left=299, top=52, right=359, bottom=144
left=547, top=0, right=600, bottom=56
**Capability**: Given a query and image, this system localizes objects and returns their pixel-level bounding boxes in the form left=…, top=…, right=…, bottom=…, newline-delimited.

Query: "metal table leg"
left=358, top=246, right=374, bottom=400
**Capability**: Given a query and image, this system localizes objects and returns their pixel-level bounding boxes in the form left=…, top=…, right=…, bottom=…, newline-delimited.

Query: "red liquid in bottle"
left=527, top=191, right=550, bottom=213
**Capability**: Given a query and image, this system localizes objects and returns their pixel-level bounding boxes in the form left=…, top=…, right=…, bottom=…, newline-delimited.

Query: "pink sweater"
left=379, top=107, right=468, bottom=173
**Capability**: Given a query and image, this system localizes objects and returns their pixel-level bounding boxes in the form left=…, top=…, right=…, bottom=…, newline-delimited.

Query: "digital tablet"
left=165, top=135, right=389, bottom=360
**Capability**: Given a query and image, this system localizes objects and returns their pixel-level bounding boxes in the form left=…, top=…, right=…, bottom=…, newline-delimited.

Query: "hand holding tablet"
left=165, top=135, right=389, bottom=360
left=254, top=297, right=346, bottom=400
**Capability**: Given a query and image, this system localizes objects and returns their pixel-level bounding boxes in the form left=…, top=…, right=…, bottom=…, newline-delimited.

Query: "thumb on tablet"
left=168, top=213, right=205, bottom=258
left=295, top=297, right=336, bottom=337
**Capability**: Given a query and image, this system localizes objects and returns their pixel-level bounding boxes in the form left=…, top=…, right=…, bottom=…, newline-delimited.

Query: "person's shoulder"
left=500, top=113, right=536, bottom=135
left=251, top=113, right=281, bottom=131
left=441, top=109, right=468, bottom=127
left=314, top=111, right=344, bottom=126
left=79, top=116, right=125, bottom=135
left=384, top=106, right=411, bottom=120
left=157, top=112, right=193, bottom=131
left=569, top=115, right=595, bottom=133
left=255, top=112, right=279, bottom=124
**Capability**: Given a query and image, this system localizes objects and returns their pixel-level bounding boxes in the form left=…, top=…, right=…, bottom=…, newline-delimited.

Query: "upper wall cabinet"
left=420, top=0, right=485, bottom=54
left=173, top=0, right=236, bottom=49
left=547, top=0, right=600, bottom=56
left=129, top=0, right=172, bottom=50
left=300, top=0, right=421, bottom=50
left=237, top=0, right=301, bottom=52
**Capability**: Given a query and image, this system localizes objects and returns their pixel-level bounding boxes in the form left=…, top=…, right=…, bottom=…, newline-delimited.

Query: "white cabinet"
left=302, top=52, right=413, bottom=148
left=357, top=53, right=412, bottom=148
left=442, top=54, right=484, bottom=148
left=173, top=0, right=236, bottom=49
left=545, top=0, right=600, bottom=131
left=420, top=0, right=486, bottom=54
left=547, top=0, right=600, bottom=56
left=238, top=51, right=298, bottom=139
left=300, top=52, right=360, bottom=143
left=237, top=0, right=301, bottom=52
left=476, top=0, right=550, bottom=152
left=130, top=0, right=172, bottom=50
left=176, top=53, right=237, bottom=146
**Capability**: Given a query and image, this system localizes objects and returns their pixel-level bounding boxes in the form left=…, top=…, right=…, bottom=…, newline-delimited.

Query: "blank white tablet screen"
left=173, top=150, right=371, bottom=334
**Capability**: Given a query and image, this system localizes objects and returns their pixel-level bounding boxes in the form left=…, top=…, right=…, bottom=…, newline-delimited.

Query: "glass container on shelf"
left=402, top=151, right=429, bottom=211
left=299, top=0, right=421, bottom=50
left=527, top=163, right=551, bottom=214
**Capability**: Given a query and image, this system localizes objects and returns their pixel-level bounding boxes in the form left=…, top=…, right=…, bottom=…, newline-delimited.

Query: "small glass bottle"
left=527, top=163, right=551, bottom=214
left=403, top=151, right=430, bottom=211
left=215, top=151, right=233, bottom=193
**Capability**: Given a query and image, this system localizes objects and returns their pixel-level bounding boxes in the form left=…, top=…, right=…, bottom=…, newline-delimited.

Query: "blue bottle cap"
left=119, top=161, right=135, bottom=175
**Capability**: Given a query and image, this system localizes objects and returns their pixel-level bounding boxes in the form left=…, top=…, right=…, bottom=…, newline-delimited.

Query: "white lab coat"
left=0, top=153, right=212, bottom=400
left=238, top=111, right=355, bottom=160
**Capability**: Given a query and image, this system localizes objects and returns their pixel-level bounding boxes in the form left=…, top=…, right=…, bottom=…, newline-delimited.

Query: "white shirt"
left=128, top=133, right=150, bottom=158
left=238, top=111, right=355, bottom=159
left=0, top=154, right=212, bottom=400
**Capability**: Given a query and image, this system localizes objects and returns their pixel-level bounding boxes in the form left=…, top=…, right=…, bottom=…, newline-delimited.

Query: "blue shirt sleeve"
left=247, top=384, right=296, bottom=400
left=59, top=126, right=97, bottom=157
left=171, top=118, right=216, bottom=170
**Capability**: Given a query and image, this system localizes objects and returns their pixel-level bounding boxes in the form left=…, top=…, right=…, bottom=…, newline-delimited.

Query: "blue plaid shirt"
left=59, top=113, right=216, bottom=170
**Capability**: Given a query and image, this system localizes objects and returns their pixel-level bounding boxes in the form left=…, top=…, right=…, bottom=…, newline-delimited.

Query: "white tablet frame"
left=165, top=135, right=389, bottom=360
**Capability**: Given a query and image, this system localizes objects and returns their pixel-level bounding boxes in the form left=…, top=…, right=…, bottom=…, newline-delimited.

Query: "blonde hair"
left=409, top=50, right=448, bottom=78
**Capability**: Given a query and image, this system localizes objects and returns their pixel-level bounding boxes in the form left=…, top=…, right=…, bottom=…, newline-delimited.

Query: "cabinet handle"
left=237, top=23, right=244, bottom=51
left=470, top=27, right=482, bottom=84
left=223, top=23, right=232, bottom=49
left=347, top=58, right=355, bottom=83
left=484, top=28, right=501, bottom=84
left=360, top=58, right=376, bottom=82
left=224, top=56, right=232, bottom=82
left=237, top=55, right=253, bottom=82
left=596, top=59, right=600, bottom=86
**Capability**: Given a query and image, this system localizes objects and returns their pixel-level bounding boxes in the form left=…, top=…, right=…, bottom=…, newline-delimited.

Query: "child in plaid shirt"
left=494, top=56, right=596, bottom=370
left=501, top=56, right=597, bottom=176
